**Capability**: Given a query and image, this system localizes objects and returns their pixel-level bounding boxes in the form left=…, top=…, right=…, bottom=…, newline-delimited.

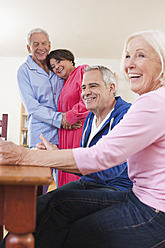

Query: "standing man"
left=17, top=28, right=63, bottom=192
left=17, top=28, right=63, bottom=149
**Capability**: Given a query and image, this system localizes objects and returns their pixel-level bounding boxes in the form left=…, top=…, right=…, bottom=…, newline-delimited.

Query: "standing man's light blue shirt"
left=17, top=55, right=63, bottom=148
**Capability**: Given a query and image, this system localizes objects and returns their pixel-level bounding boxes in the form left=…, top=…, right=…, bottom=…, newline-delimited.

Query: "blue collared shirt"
left=17, top=55, right=63, bottom=148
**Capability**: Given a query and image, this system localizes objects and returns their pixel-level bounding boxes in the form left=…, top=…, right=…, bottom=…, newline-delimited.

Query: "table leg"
left=4, top=185, right=37, bottom=248
left=6, top=233, right=34, bottom=248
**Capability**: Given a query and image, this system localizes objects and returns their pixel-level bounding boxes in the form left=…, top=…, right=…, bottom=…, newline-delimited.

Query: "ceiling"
left=1, top=0, right=165, bottom=59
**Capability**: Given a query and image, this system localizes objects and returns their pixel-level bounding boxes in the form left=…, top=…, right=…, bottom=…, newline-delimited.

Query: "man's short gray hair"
left=85, top=65, right=116, bottom=95
left=27, top=28, right=50, bottom=45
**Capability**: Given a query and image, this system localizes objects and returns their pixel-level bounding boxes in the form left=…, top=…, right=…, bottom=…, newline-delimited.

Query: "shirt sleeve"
left=17, top=66, right=62, bottom=128
left=73, top=92, right=165, bottom=175
left=65, top=89, right=89, bottom=124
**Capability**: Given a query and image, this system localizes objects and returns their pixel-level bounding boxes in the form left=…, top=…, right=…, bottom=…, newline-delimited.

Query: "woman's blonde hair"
left=120, top=30, right=165, bottom=85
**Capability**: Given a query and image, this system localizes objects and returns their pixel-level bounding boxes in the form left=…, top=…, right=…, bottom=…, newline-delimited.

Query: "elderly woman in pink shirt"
left=1, top=30, right=165, bottom=248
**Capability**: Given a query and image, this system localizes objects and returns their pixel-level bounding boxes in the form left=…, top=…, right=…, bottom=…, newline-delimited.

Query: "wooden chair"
left=0, top=113, right=8, bottom=241
left=0, top=114, right=8, bottom=140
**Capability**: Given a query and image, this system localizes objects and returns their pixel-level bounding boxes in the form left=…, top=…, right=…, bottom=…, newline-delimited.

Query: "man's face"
left=27, top=32, right=50, bottom=64
left=81, top=70, right=114, bottom=115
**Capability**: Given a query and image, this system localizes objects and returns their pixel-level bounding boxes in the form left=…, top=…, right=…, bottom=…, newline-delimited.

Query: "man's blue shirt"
left=17, top=55, right=63, bottom=148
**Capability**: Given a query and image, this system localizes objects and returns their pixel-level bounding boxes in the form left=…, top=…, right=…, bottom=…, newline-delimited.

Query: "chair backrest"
left=0, top=114, right=8, bottom=140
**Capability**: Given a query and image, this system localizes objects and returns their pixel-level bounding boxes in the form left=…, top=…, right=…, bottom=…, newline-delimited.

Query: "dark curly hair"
left=47, top=49, right=75, bottom=71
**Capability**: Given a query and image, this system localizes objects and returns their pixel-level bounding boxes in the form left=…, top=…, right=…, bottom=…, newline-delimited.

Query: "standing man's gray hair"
left=27, top=28, right=50, bottom=45
left=84, top=65, right=116, bottom=94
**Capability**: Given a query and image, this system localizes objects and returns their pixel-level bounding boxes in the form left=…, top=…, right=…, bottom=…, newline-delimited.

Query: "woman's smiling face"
left=49, top=58, right=73, bottom=80
left=124, top=35, right=162, bottom=95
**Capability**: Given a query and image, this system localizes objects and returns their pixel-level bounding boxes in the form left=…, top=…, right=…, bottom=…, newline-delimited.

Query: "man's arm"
left=17, top=66, right=62, bottom=128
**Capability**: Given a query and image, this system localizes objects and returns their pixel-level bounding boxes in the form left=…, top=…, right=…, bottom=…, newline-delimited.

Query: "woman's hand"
left=36, top=134, right=58, bottom=151
left=0, top=138, right=26, bottom=165
left=61, top=113, right=71, bottom=129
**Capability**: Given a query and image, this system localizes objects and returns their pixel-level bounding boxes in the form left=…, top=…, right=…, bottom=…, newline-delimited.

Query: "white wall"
left=0, top=57, right=138, bottom=144
left=0, top=57, right=25, bottom=144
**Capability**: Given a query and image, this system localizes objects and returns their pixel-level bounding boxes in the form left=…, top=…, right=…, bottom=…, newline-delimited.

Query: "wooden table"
left=0, top=164, right=53, bottom=248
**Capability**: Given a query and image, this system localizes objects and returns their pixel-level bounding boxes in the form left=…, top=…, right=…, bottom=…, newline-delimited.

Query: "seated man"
left=38, top=65, right=132, bottom=191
